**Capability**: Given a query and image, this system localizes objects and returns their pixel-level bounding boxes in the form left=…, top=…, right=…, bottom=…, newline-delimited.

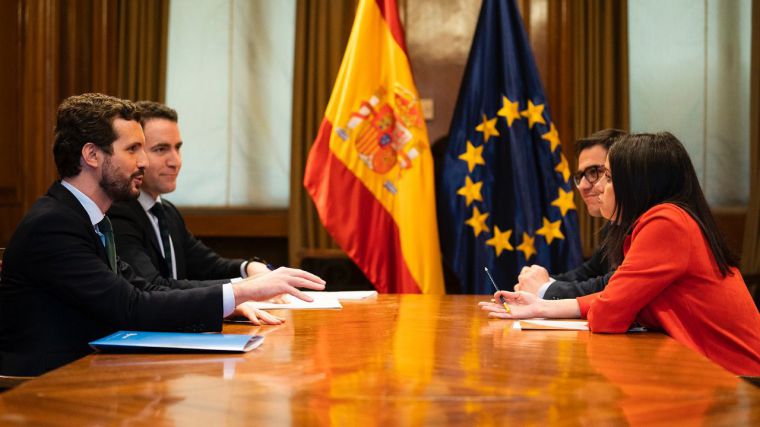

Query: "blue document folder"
left=89, top=331, right=264, bottom=353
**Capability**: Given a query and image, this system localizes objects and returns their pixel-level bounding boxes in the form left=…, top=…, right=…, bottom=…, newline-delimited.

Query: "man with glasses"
left=514, top=129, right=627, bottom=299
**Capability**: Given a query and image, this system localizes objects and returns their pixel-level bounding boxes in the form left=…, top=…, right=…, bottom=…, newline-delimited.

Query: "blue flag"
left=437, top=0, right=582, bottom=294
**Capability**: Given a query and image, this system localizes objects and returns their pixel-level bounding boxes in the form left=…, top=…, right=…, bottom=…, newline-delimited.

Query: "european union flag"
left=437, top=0, right=582, bottom=294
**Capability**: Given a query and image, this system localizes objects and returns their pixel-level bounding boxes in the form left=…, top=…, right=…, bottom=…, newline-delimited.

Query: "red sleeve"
left=581, top=205, right=692, bottom=332
left=576, top=292, right=598, bottom=319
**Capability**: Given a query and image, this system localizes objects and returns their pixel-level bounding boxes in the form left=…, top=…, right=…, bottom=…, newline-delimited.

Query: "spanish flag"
left=303, top=0, right=444, bottom=294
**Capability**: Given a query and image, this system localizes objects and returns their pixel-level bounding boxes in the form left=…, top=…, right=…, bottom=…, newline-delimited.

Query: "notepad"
left=512, top=319, right=647, bottom=332
left=248, top=292, right=343, bottom=310
left=512, top=319, right=589, bottom=330
left=89, top=331, right=264, bottom=353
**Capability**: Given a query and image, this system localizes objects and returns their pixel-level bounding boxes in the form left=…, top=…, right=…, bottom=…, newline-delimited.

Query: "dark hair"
left=576, top=128, right=627, bottom=156
left=53, top=93, right=140, bottom=178
left=135, top=101, right=178, bottom=126
left=601, top=132, right=738, bottom=276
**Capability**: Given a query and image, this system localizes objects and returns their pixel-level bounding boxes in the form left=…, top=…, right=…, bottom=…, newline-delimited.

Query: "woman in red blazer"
left=481, top=132, right=760, bottom=376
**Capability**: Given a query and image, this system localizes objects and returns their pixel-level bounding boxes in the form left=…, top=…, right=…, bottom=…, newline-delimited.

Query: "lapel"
left=47, top=181, right=111, bottom=268
left=161, top=199, right=186, bottom=278
left=133, top=199, right=164, bottom=261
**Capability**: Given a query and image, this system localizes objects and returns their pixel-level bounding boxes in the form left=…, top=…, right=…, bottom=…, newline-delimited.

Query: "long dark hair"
left=601, top=132, right=738, bottom=276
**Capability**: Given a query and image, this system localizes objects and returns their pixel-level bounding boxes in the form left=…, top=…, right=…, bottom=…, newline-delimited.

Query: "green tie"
left=98, top=216, right=118, bottom=273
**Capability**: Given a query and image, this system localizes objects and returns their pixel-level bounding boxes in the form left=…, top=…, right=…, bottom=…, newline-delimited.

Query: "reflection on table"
left=1, top=295, right=758, bottom=425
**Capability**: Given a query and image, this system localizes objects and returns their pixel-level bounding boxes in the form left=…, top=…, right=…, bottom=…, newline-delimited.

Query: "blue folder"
left=89, top=331, right=264, bottom=353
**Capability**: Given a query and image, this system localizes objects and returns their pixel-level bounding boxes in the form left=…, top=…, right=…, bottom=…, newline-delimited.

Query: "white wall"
left=628, top=0, right=751, bottom=205
left=165, top=0, right=295, bottom=207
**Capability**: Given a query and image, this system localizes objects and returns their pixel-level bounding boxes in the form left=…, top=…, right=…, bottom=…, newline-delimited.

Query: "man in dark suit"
left=0, top=93, right=324, bottom=376
left=514, top=129, right=626, bottom=299
left=108, top=101, right=282, bottom=325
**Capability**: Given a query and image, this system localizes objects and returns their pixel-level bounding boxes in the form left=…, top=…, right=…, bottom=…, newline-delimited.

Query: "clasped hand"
left=513, top=265, right=550, bottom=295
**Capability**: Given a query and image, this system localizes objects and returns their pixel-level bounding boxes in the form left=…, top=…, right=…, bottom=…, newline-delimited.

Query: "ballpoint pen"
left=484, top=267, right=511, bottom=314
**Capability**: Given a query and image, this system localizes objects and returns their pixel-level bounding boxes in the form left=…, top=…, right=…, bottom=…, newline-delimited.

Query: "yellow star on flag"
left=555, top=154, right=570, bottom=182
left=456, top=176, right=483, bottom=206
left=519, top=100, right=546, bottom=128
left=486, top=226, right=513, bottom=256
left=536, top=217, right=564, bottom=245
left=497, top=95, right=521, bottom=127
left=516, top=232, right=537, bottom=260
left=475, top=114, right=500, bottom=142
left=465, top=206, right=490, bottom=238
left=458, top=141, right=485, bottom=172
left=551, top=187, right=576, bottom=216
left=541, top=123, right=561, bottom=152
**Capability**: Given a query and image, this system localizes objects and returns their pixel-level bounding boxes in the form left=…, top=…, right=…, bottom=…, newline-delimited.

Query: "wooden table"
left=1, top=295, right=758, bottom=425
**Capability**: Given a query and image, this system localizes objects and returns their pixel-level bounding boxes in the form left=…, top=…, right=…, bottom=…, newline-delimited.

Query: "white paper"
left=249, top=292, right=343, bottom=310
left=325, top=291, right=378, bottom=300
left=513, top=319, right=589, bottom=331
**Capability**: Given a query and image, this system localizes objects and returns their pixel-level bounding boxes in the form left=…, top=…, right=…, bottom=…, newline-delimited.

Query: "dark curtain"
left=742, top=0, right=760, bottom=278
left=288, top=0, right=357, bottom=266
left=569, top=0, right=629, bottom=257
left=116, top=0, right=169, bottom=102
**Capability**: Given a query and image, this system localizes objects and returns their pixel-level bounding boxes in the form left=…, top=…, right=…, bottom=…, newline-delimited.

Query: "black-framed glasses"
left=572, top=164, right=606, bottom=187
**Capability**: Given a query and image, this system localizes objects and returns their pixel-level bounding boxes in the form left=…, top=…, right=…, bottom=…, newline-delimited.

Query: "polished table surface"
left=1, top=295, right=759, bottom=425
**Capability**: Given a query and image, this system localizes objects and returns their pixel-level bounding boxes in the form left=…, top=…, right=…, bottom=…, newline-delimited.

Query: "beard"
left=100, top=156, right=143, bottom=202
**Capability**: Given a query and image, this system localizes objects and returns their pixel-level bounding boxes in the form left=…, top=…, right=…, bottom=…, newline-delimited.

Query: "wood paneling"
left=0, top=0, right=21, bottom=207
left=0, top=0, right=121, bottom=246
left=0, top=1, right=22, bottom=244
left=181, top=208, right=288, bottom=238
left=713, top=206, right=748, bottom=259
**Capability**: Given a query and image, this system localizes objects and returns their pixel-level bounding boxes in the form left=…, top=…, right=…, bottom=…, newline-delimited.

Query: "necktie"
left=97, top=216, right=118, bottom=273
left=149, top=202, right=174, bottom=274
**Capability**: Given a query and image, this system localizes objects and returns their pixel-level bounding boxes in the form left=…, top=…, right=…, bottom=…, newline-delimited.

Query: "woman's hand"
left=478, top=290, right=545, bottom=319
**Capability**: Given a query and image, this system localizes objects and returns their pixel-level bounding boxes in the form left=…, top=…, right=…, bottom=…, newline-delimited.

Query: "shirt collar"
left=137, top=190, right=162, bottom=213
left=61, top=179, right=105, bottom=226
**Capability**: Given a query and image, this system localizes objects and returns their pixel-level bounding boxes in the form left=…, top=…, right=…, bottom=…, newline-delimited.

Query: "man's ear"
left=81, top=142, right=101, bottom=169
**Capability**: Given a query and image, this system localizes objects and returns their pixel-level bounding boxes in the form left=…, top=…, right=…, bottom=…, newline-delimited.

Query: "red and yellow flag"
left=304, top=0, right=444, bottom=294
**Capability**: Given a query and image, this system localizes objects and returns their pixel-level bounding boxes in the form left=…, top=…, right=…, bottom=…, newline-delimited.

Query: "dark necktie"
left=97, top=216, right=118, bottom=273
left=149, top=202, right=174, bottom=274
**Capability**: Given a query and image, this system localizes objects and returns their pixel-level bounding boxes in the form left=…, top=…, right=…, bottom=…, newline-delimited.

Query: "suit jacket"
left=108, top=198, right=244, bottom=285
left=0, top=181, right=224, bottom=376
left=543, top=225, right=614, bottom=300
left=544, top=247, right=613, bottom=299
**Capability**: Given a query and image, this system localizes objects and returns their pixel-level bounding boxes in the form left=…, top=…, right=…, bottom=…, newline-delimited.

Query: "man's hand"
left=233, top=267, right=325, bottom=305
left=230, top=302, right=285, bottom=325
left=513, top=265, right=550, bottom=295
left=245, top=261, right=272, bottom=278
left=267, top=295, right=289, bottom=304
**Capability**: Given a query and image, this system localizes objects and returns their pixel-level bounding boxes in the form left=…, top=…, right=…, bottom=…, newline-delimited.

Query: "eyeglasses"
left=572, top=164, right=606, bottom=187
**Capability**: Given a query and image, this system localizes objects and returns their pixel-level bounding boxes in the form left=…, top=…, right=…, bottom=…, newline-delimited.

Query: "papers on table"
left=513, top=319, right=589, bottom=331
left=249, top=292, right=343, bottom=310
left=513, top=319, right=647, bottom=332
left=323, top=290, right=377, bottom=300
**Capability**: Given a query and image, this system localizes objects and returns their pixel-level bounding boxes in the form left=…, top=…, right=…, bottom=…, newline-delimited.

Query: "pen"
left=484, top=267, right=511, bottom=314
